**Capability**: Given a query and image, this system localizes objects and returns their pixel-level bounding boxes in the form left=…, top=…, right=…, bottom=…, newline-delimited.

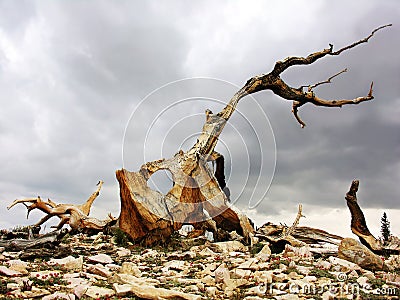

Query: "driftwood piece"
left=0, top=228, right=68, bottom=251
left=7, top=181, right=117, bottom=233
left=117, top=25, right=391, bottom=246
left=256, top=204, right=343, bottom=251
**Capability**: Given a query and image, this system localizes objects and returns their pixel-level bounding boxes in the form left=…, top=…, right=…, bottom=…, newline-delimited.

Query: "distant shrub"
left=112, top=227, right=129, bottom=247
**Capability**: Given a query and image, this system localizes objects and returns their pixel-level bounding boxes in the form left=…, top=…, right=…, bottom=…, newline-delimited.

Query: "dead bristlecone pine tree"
left=116, top=24, right=392, bottom=246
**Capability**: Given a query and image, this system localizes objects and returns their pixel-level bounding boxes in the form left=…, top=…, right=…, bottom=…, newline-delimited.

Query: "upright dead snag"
left=345, top=180, right=382, bottom=251
left=344, top=180, right=400, bottom=255
left=117, top=25, right=391, bottom=246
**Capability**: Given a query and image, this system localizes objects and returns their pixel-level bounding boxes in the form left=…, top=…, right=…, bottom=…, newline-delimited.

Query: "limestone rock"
left=85, top=286, right=115, bottom=298
left=88, top=253, right=114, bottom=264
left=338, top=238, right=386, bottom=270
left=210, top=241, right=247, bottom=253
left=49, top=256, right=83, bottom=271
left=214, top=263, right=230, bottom=284
left=255, top=244, right=271, bottom=261
left=0, top=265, right=23, bottom=276
left=120, top=262, right=142, bottom=277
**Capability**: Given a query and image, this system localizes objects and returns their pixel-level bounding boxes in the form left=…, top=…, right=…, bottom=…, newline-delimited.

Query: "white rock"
left=255, top=244, right=272, bottom=262
left=229, top=251, right=245, bottom=257
left=107, top=263, right=121, bottom=271
left=296, top=265, right=312, bottom=275
left=19, top=287, right=51, bottom=298
left=245, top=286, right=266, bottom=297
left=49, top=256, right=83, bottom=271
left=86, top=264, right=112, bottom=278
left=328, top=256, right=361, bottom=271
left=272, top=272, right=288, bottom=283
left=214, top=263, right=230, bottom=284
left=113, top=283, right=134, bottom=296
left=205, top=286, right=217, bottom=297
left=211, top=241, right=247, bottom=253
left=0, top=265, right=23, bottom=276
left=201, top=275, right=215, bottom=286
left=315, top=259, right=332, bottom=270
left=88, top=253, right=113, bottom=264
left=85, top=286, right=115, bottom=298
left=199, top=247, right=216, bottom=257
left=117, top=248, right=131, bottom=257
left=230, top=268, right=251, bottom=279
left=284, top=244, right=312, bottom=258
left=303, top=275, right=317, bottom=282
left=238, top=258, right=259, bottom=270
left=6, top=282, right=19, bottom=290
left=164, top=260, right=186, bottom=271
left=243, top=296, right=265, bottom=300
left=348, top=269, right=358, bottom=278
left=74, top=284, right=91, bottom=298
left=253, top=270, right=273, bottom=284
left=42, top=292, right=76, bottom=300
left=357, top=276, right=369, bottom=287
left=141, top=249, right=159, bottom=258
left=120, top=262, right=142, bottom=277
left=322, top=290, right=336, bottom=300
left=7, top=259, right=28, bottom=274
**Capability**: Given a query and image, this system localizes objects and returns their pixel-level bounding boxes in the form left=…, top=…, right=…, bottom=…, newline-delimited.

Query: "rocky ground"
left=0, top=230, right=399, bottom=300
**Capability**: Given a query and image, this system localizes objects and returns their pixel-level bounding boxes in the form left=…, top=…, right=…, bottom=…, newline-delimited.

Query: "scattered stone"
left=214, top=263, right=230, bottom=284
left=43, top=292, right=76, bottom=300
left=120, top=262, right=142, bottom=277
left=315, top=259, right=331, bottom=270
left=0, top=265, right=23, bottom=276
left=49, top=255, right=83, bottom=271
left=238, top=258, right=259, bottom=270
left=87, top=253, right=114, bottom=264
left=338, top=238, right=386, bottom=270
left=86, top=264, right=112, bottom=278
left=328, top=256, right=361, bottom=271
left=85, top=285, right=115, bottom=298
left=116, top=248, right=131, bottom=257
left=205, top=286, right=218, bottom=297
left=163, top=260, right=186, bottom=271
left=210, top=241, right=247, bottom=253
left=0, top=231, right=399, bottom=300
left=284, top=244, right=312, bottom=258
left=199, top=247, right=216, bottom=256
left=7, top=259, right=28, bottom=274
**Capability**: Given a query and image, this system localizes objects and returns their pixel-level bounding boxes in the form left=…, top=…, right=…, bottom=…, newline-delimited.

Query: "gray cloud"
left=0, top=0, right=399, bottom=235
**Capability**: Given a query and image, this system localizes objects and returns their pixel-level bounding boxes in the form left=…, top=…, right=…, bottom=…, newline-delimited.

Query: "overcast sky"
left=0, top=0, right=399, bottom=238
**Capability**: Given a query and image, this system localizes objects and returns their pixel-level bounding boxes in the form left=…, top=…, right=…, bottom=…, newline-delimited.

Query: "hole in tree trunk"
left=148, top=170, right=174, bottom=195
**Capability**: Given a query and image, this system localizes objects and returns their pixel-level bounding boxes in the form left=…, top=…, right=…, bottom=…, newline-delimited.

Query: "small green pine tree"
left=380, top=212, right=391, bottom=242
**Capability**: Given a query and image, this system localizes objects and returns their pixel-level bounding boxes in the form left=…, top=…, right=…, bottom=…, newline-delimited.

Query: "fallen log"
left=7, top=181, right=117, bottom=233
left=0, top=228, right=68, bottom=251
left=255, top=204, right=343, bottom=253
left=117, top=26, right=390, bottom=246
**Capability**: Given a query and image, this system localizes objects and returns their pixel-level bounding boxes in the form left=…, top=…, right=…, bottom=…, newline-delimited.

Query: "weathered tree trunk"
left=345, top=180, right=399, bottom=255
left=0, top=229, right=68, bottom=251
left=345, top=180, right=382, bottom=251
left=7, top=181, right=117, bottom=233
left=117, top=25, right=390, bottom=246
